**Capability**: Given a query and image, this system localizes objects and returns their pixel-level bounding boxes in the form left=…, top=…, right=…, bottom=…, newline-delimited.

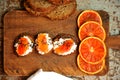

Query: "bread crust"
left=53, top=33, right=77, bottom=43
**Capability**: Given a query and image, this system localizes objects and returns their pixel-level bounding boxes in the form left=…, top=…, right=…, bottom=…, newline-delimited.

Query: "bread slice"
left=24, top=0, right=56, bottom=16
left=48, top=0, right=75, bottom=5
left=48, top=0, right=62, bottom=5
left=53, top=33, right=77, bottom=56
left=35, top=33, right=53, bottom=55
left=46, top=1, right=76, bottom=20
left=14, top=34, right=34, bottom=56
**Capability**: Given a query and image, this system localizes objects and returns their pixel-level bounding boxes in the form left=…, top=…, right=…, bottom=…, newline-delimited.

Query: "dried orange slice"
left=79, top=37, right=106, bottom=64
left=77, top=10, right=102, bottom=28
left=78, top=21, right=106, bottom=41
left=77, top=55, right=105, bottom=74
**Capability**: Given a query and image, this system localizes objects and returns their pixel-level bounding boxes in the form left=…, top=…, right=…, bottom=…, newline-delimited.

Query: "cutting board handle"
left=106, top=35, right=120, bottom=50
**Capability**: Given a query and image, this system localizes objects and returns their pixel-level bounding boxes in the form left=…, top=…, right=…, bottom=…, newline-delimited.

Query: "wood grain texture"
left=4, top=10, right=110, bottom=76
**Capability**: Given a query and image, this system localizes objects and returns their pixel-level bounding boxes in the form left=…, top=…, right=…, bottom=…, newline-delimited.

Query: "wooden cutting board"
left=4, top=10, right=120, bottom=76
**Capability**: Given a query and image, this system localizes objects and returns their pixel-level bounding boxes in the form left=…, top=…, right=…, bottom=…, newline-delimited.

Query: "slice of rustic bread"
left=24, top=0, right=56, bottom=16
left=48, top=0, right=62, bottom=5
left=48, top=0, right=75, bottom=5
left=46, top=1, right=76, bottom=20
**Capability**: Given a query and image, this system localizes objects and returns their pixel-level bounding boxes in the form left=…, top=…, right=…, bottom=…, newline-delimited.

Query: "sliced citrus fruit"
left=78, top=21, right=106, bottom=41
left=77, top=55, right=105, bottom=74
left=79, top=37, right=106, bottom=64
left=77, top=10, right=102, bottom=28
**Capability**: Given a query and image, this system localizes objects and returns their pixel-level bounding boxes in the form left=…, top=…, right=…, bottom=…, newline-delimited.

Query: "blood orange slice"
left=79, top=37, right=106, bottom=64
left=77, top=55, right=105, bottom=74
left=78, top=21, right=106, bottom=41
left=77, top=10, right=102, bottom=28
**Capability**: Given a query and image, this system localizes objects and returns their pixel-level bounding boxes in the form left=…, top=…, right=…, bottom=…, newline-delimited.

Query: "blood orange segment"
left=53, top=38, right=77, bottom=55
left=77, top=10, right=102, bottom=28
left=15, top=36, right=32, bottom=56
left=17, top=44, right=29, bottom=55
left=54, top=39, right=74, bottom=54
left=78, top=21, right=106, bottom=41
left=79, top=37, right=106, bottom=64
left=77, top=55, right=105, bottom=74
left=19, top=37, right=29, bottom=44
left=36, top=33, right=53, bottom=55
left=37, top=34, right=49, bottom=53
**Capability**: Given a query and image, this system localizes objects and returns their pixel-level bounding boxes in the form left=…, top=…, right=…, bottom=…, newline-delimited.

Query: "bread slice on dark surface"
left=24, top=0, right=56, bottom=16
left=46, top=1, right=76, bottom=20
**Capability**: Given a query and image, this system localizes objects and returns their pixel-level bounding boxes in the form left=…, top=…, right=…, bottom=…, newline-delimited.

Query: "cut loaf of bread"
left=48, top=0, right=75, bottom=5
left=46, top=1, right=76, bottom=20
left=24, top=0, right=56, bottom=16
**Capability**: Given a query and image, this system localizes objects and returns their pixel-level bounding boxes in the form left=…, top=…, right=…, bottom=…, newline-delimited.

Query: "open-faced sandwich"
left=53, top=34, right=77, bottom=56
left=35, top=33, right=53, bottom=55
left=14, top=34, right=34, bottom=56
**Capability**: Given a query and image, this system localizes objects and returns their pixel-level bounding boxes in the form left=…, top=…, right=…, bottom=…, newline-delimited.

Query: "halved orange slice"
left=78, top=21, right=106, bottom=41
left=79, top=37, right=106, bottom=64
left=77, top=10, right=102, bottom=28
left=77, top=55, right=105, bottom=74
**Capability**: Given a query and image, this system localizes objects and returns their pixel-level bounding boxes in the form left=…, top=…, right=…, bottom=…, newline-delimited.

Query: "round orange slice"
left=79, top=37, right=106, bottom=64
left=77, top=55, right=105, bottom=74
left=78, top=21, right=106, bottom=41
left=77, top=10, right=102, bottom=28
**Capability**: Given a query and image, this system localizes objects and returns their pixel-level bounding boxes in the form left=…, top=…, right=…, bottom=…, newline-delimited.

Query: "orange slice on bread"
left=35, top=33, right=53, bottom=55
left=14, top=35, right=33, bottom=56
left=53, top=38, right=77, bottom=55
